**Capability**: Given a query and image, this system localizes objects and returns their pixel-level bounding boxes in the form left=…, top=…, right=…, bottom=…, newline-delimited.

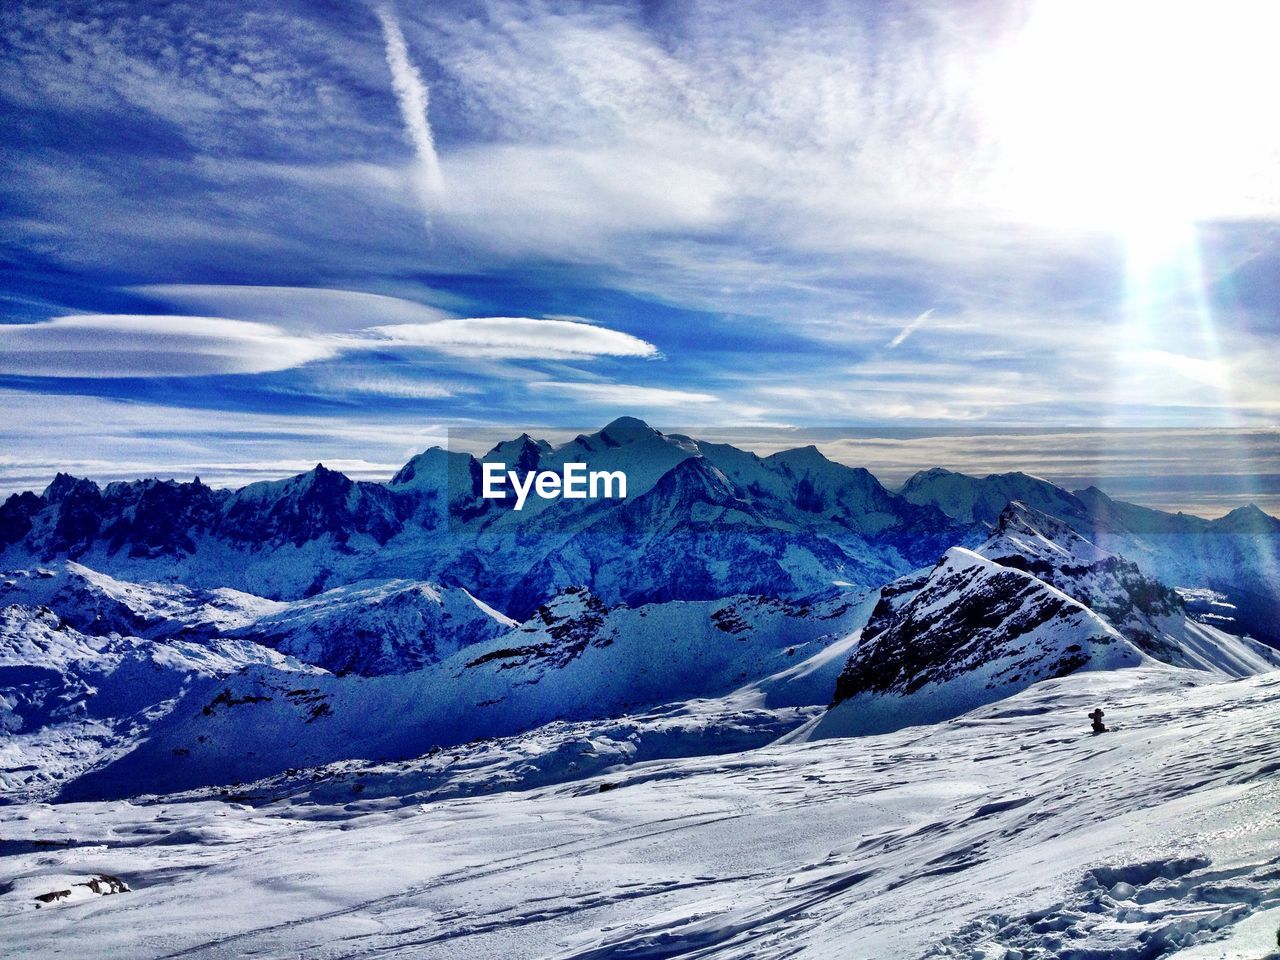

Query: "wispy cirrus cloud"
left=4, top=0, right=1280, bottom=498
left=887, top=309, right=934, bottom=350
left=527, top=381, right=717, bottom=407
left=376, top=4, right=444, bottom=225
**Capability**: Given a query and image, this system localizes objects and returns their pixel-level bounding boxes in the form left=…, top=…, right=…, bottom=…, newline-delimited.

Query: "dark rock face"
left=833, top=551, right=1117, bottom=706
left=42, top=474, right=105, bottom=558
left=33, top=875, right=129, bottom=906
left=466, top=587, right=611, bottom=671
left=101, top=478, right=229, bottom=558
left=0, top=491, right=42, bottom=547
left=6, top=467, right=406, bottom=563
left=221, top=465, right=403, bottom=548
left=979, top=502, right=1185, bottom=657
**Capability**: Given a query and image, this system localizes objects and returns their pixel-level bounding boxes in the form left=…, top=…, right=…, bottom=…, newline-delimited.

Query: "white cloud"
left=368, top=317, right=657, bottom=360
left=376, top=5, right=444, bottom=223
left=133, top=284, right=454, bottom=332
left=528, top=381, right=717, bottom=407
left=316, top=372, right=460, bottom=399
left=0, top=389, right=447, bottom=493
left=0, top=315, right=337, bottom=378
left=436, top=139, right=733, bottom=257
left=887, top=309, right=934, bottom=350
left=1136, top=350, right=1231, bottom=391
left=0, top=300, right=662, bottom=381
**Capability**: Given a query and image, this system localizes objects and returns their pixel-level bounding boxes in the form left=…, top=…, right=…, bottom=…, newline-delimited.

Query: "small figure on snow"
left=1089, top=708, right=1108, bottom=734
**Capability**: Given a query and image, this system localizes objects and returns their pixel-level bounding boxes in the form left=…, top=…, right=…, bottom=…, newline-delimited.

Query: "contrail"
left=887, top=309, right=934, bottom=349
left=376, top=5, right=444, bottom=226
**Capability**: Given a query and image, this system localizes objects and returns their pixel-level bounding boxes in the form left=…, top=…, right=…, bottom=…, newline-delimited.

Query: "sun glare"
left=980, top=0, right=1280, bottom=237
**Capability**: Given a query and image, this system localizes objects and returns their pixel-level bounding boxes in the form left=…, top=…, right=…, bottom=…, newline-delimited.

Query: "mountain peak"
left=995, top=499, right=1074, bottom=537
left=770, top=444, right=831, bottom=465
left=598, top=416, right=658, bottom=445
left=43, top=472, right=100, bottom=504
left=810, top=544, right=1140, bottom=738
left=389, top=446, right=475, bottom=489
left=486, top=433, right=551, bottom=455
left=899, top=466, right=1083, bottom=525
left=1212, top=503, right=1280, bottom=533
left=653, top=455, right=733, bottom=496
left=483, top=433, right=550, bottom=475
left=985, top=469, right=1041, bottom=483
left=1228, top=503, right=1266, bottom=517
left=292, top=463, right=347, bottom=490
left=984, top=500, right=1110, bottom=569
left=908, top=466, right=956, bottom=482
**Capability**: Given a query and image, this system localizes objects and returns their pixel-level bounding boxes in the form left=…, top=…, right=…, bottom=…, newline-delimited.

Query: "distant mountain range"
left=3, top=418, right=1276, bottom=617
left=2, top=418, right=1278, bottom=803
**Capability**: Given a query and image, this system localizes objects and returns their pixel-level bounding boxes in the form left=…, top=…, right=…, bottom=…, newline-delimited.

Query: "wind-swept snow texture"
left=3, top=668, right=1280, bottom=959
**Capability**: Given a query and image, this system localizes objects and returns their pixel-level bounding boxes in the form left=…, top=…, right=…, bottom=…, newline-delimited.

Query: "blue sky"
left=1, top=0, right=1278, bottom=513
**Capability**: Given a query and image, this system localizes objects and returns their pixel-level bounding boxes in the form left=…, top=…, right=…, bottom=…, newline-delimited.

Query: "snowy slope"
left=55, top=589, right=868, bottom=800
left=899, top=467, right=1088, bottom=526
left=0, top=562, right=282, bottom=638
left=79, top=593, right=875, bottom=812
left=3, top=667, right=1280, bottom=958
left=0, top=603, right=308, bottom=801
left=234, top=578, right=516, bottom=676
left=978, top=502, right=1280, bottom=675
left=804, top=548, right=1145, bottom=738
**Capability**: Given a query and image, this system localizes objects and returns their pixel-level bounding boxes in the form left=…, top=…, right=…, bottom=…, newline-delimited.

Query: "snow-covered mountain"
left=0, top=599, right=308, bottom=800
left=0, top=419, right=965, bottom=615
left=0, top=562, right=281, bottom=639
left=807, top=547, right=1144, bottom=738
left=1, top=423, right=1275, bottom=798
left=979, top=501, right=1280, bottom=673
left=0, top=546, right=871, bottom=803
left=8, top=420, right=1275, bottom=639
left=4, top=421, right=1280, bottom=956
left=805, top=501, right=1280, bottom=740
left=900, top=466, right=1087, bottom=526
left=51, top=587, right=867, bottom=801
left=232, top=579, right=516, bottom=676
left=900, top=466, right=1280, bottom=644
